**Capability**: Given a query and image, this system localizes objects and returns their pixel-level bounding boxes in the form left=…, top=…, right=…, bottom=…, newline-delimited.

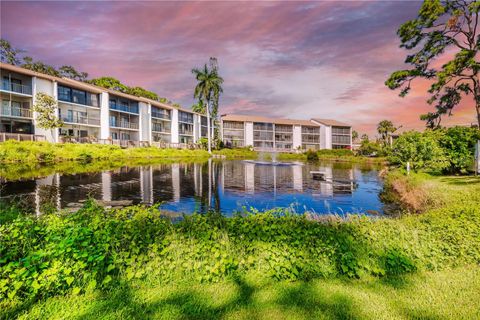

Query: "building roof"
left=221, top=114, right=352, bottom=127
left=1, top=62, right=202, bottom=115
left=221, top=114, right=319, bottom=126
left=1, top=62, right=104, bottom=93
left=311, top=118, right=351, bottom=127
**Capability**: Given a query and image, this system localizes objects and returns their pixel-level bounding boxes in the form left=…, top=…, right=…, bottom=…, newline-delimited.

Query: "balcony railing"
left=1, top=80, right=32, bottom=95
left=110, top=120, right=139, bottom=130
left=109, top=102, right=139, bottom=114
left=0, top=133, right=45, bottom=142
left=1, top=105, right=32, bottom=118
left=151, top=111, right=170, bottom=120
left=152, top=123, right=170, bottom=132
left=61, top=116, right=100, bottom=126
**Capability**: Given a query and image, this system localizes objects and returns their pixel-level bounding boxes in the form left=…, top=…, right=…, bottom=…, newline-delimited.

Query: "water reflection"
left=0, top=160, right=384, bottom=216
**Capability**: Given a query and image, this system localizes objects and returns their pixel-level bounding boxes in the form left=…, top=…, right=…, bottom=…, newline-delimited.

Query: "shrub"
left=358, top=140, right=383, bottom=156
left=305, top=150, right=319, bottom=161
left=1, top=189, right=480, bottom=305
left=438, top=126, right=480, bottom=174
left=317, top=149, right=354, bottom=157
left=388, top=131, right=448, bottom=172
left=198, top=137, right=209, bottom=150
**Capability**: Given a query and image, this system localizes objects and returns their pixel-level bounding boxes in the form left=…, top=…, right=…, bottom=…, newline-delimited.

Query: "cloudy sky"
left=1, top=1, right=476, bottom=135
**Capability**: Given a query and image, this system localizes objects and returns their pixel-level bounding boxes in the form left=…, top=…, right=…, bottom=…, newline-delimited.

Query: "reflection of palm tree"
left=212, top=161, right=221, bottom=212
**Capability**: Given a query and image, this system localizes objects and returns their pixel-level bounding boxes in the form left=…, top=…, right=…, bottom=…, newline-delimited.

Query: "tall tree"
left=88, top=77, right=128, bottom=92
left=22, top=56, right=60, bottom=77
left=59, top=65, right=88, bottom=81
left=377, top=120, right=398, bottom=145
left=192, top=100, right=206, bottom=114
left=386, top=0, right=480, bottom=127
left=0, top=39, right=23, bottom=65
left=192, top=60, right=224, bottom=153
left=352, top=130, right=359, bottom=142
left=32, top=93, right=63, bottom=142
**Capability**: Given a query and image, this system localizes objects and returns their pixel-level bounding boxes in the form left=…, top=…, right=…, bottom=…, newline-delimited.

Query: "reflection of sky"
left=1, top=161, right=385, bottom=216
left=161, top=163, right=384, bottom=216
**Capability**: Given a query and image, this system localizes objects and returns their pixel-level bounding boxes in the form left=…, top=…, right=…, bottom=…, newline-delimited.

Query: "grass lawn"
left=14, top=266, right=480, bottom=320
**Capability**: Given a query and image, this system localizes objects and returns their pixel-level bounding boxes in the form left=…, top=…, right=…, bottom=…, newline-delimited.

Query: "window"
left=72, top=89, right=86, bottom=105
left=109, top=116, right=116, bottom=127
left=253, top=122, right=273, bottom=131
left=179, top=111, right=193, bottom=123
left=58, top=86, right=72, bottom=102
left=223, top=121, right=244, bottom=129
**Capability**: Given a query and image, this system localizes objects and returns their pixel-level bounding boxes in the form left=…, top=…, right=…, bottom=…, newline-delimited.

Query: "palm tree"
left=192, top=60, right=223, bottom=154
left=191, top=100, right=206, bottom=114
left=377, top=120, right=402, bottom=146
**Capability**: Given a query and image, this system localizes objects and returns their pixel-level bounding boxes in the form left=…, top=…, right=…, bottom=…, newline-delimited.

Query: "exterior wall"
left=139, top=102, right=150, bottom=142
left=325, top=126, right=332, bottom=149
left=193, top=114, right=201, bottom=143
left=171, top=109, right=179, bottom=143
left=245, top=122, right=254, bottom=146
left=100, top=92, right=110, bottom=139
left=33, top=78, right=58, bottom=142
left=292, top=125, right=302, bottom=149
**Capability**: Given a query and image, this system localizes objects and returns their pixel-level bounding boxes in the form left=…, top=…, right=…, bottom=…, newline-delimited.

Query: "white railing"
left=1, top=106, right=32, bottom=118
left=0, top=133, right=45, bottom=142
left=1, top=81, right=32, bottom=95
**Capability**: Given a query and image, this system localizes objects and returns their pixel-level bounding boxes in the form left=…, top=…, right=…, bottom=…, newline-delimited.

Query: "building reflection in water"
left=0, top=160, right=379, bottom=216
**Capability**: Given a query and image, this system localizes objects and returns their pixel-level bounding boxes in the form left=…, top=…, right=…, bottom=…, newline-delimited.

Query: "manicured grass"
left=13, top=266, right=480, bottom=319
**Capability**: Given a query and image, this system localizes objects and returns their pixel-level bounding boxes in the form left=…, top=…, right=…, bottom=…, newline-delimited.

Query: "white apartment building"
left=221, top=114, right=352, bottom=151
left=0, top=63, right=211, bottom=146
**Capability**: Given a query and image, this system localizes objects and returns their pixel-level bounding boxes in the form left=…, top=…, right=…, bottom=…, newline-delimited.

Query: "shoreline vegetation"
left=1, top=171, right=480, bottom=319
left=0, top=140, right=384, bottom=166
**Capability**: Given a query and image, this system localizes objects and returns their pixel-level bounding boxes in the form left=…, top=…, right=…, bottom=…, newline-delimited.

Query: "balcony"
left=1, top=105, right=32, bottom=118
left=151, top=111, right=170, bottom=120
left=109, top=102, right=139, bottom=114
left=61, top=115, right=100, bottom=126
left=1, top=80, right=32, bottom=95
left=110, top=120, right=139, bottom=130
left=152, top=123, right=170, bottom=133
left=179, top=130, right=194, bottom=136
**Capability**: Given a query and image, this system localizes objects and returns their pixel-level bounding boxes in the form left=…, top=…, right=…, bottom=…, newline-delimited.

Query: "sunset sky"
left=1, top=1, right=477, bottom=135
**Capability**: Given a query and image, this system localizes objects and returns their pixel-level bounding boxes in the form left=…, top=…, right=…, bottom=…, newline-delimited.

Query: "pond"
left=0, top=160, right=385, bottom=216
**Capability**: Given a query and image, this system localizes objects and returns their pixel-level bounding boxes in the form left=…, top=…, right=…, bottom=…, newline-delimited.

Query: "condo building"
left=1, top=63, right=350, bottom=150
left=221, top=115, right=352, bottom=151
left=0, top=63, right=211, bottom=146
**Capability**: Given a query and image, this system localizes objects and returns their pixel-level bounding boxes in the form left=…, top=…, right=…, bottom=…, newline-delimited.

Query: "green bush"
left=358, top=140, right=383, bottom=156
left=317, top=149, right=354, bottom=157
left=438, top=126, right=480, bottom=174
left=388, top=131, right=448, bottom=172
left=0, top=141, right=210, bottom=164
left=305, top=150, right=319, bottom=161
left=1, top=192, right=479, bottom=304
left=198, top=137, right=209, bottom=150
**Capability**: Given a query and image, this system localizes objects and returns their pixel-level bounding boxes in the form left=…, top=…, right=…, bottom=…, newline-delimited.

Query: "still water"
left=0, top=160, right=384, bottom=216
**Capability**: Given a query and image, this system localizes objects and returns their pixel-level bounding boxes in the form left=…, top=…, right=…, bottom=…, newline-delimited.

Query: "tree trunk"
left=475, top=83, right=480, bottom=128
left=206, top=101, right=212, bottom=154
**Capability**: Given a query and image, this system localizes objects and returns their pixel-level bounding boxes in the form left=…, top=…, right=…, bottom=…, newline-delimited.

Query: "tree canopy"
left=377, top=120, right=399, bottom=144
left=1, top=39, right=176, bottom=106
left=386, top=0, right=480, bottom=127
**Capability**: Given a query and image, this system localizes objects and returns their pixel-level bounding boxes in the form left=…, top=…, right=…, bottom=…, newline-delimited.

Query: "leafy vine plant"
left=386, top=0, right=480, bottom=128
